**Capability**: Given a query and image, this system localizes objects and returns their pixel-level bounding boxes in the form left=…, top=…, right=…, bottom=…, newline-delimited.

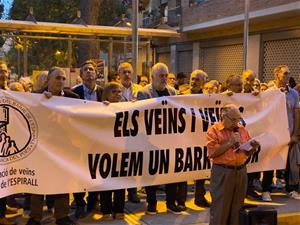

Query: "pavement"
left=7, top=183, right=300, bottom=225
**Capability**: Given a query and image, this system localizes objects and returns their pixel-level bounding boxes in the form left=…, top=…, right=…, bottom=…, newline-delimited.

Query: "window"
left=189, top=0, right=208, bottom=7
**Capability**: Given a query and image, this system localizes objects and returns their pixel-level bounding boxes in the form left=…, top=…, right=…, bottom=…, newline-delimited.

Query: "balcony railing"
left=142, top=6, right=182, bottom=28
left=142, top=14, right=161, bottom=28
left=167, top=6, right=181, bottom=27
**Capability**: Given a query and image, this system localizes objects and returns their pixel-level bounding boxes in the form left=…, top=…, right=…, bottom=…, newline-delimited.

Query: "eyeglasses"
left=122, top=70, right=132, bottom=74
left=112, top=90, right=122, bottom=94
left=225, top=114, right=241, bottom=124
left=283, top=72, right=290, bottom=76
left=0, top=69, right=8, bottom=73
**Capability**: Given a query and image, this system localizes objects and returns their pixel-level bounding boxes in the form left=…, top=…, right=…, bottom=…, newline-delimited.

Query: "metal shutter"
left=157, top=52, right=170, bottom=68
left=177, top=50, right=193, bottom=77
left=199, top=44, right=243, bottom=82
left=262, top=38, right=300, bottom=82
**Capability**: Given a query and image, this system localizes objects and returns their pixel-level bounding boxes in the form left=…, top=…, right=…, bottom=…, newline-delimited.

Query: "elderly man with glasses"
left=207, top=104, right=260, bottom=225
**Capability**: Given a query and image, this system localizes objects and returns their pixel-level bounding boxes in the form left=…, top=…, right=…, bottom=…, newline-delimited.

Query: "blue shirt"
left=83, top=84, right=97, bottom=101
left=286, top=87, right=299, bottom=135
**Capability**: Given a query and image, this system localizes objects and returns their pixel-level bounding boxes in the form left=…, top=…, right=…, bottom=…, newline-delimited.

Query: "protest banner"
left=0, top=90, right=289, bottom=197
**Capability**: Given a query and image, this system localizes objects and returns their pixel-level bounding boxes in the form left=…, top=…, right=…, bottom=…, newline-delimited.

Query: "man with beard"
left=181, top=70, right=208, bottom=95
left=137, top=63, right=181, bottom=214
left=181, top=69, right=210, bottom=208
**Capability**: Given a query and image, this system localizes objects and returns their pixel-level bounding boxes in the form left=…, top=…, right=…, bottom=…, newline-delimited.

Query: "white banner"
left=0, top=90, right=290, bottom=197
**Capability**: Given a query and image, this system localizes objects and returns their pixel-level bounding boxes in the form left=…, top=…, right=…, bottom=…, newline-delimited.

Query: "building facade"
left=142, top=0, right=300, bottom=82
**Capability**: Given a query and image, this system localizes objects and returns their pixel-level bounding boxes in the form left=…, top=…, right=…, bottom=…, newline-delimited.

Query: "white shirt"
left=122, top=84, right=133, bottom=101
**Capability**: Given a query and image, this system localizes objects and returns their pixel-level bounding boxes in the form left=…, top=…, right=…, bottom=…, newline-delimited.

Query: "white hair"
left=152, top=63, right=169, bottom=78
left=190, top=69, right=208, bottom=79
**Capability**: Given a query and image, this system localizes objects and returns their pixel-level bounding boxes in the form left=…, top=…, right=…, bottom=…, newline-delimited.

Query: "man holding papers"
left=206, top=104, right=260, bottom=225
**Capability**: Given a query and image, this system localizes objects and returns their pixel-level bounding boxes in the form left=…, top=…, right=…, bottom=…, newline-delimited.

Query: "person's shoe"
left=23, top=210, right=31, bottom=219
left=0, top=218, right=17, bottom=225
left=167, top=204, right=181, bottom=215
left=138, top=188, right=146, bottom=194
left=114, top=213, right=125, bottom=220
left=146, top=204, right=157, bottom=215
left=44, top=207, right=54, bottom=217
left=194, top=198, right=211, bottom=208
left=262, top=192, right=272, bottom=202
left=6, top=206, right=18, bottom=215
left=177, top=204, right=187, bottom=211
left=246, top=189, right=260, bottom=200
left=75, top=206, right=86, bottom=219
left=289, top=191, right=300, bottom=200
left=102, top=214, right=113, bottom=221
left=56, top=216, right=78, bottom=225
left=6, top=197, right=22, bottom=209
left=87, top=204, right=101, bottom=213
left=253, top=179, right=263, bottom=192
left=128, top=191, right=141, bottom=203
left=276, top=179, right=286, bottom=189
left=70, top=200, right=77, bottom=209
left=25, top=218, right=41, bottom=225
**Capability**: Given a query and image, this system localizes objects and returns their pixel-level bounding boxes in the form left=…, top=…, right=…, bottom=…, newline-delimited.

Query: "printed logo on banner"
left=0, top=97, right=38, bottom=164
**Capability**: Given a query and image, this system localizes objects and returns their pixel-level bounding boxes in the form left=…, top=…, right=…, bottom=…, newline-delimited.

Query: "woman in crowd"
left=100, top=82, right=126, bottom=220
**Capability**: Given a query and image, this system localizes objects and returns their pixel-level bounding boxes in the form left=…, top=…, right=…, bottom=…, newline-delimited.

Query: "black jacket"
left=63, top=89, right=80, bottom=99
left=72, top=84, right=103, bottom=102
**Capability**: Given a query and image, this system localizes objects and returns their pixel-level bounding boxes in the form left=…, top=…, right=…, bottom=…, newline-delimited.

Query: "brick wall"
left=179, top=0, right=299, bottom=27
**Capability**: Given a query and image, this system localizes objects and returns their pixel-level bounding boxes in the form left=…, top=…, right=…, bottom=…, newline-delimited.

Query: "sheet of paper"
left=234, top=133, right=265, bottom=152
left=239, top=138, right=255, bottom=151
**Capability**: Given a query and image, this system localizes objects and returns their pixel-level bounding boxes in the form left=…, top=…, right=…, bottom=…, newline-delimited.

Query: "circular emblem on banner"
left=0, top=97, right=38, bottom=164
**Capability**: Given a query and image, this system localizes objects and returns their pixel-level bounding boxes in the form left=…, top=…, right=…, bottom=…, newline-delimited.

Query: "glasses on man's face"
left=283, top=71, right=290, bottom=76
left=0, top=69, right=8, bottom=74
left=225, top=114, right=241, bottom=124
left=112, top=90, right=122, bottom=94
left=122, top=70, right=132, bottom=74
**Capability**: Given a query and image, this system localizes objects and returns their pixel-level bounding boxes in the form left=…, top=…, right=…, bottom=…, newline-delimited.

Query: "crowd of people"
left=0, top=59, right=300, bottom=225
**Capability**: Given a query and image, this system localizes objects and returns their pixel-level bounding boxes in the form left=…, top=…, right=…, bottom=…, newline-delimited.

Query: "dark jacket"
left=37, top=88, right=79, bottom=99
left=63, top=89, right=80, bottom=99
left=137, top=84, right=177, bottom=100
left=72, top=84, right=103, bottom=102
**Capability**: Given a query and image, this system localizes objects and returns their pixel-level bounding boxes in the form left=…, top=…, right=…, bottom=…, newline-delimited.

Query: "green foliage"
left=7, top=0, right=80, bottom=73
left=99, top=0, right=128, bottom=26
left=6, top=0, right=128, bottom=75
left=9, top=0, right=79, bottom=22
